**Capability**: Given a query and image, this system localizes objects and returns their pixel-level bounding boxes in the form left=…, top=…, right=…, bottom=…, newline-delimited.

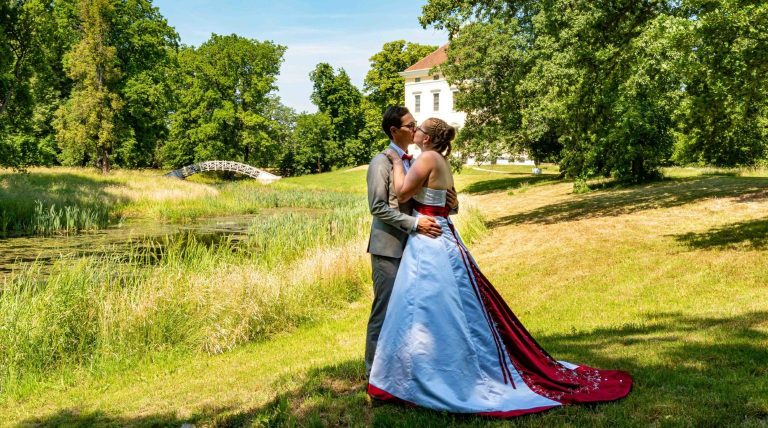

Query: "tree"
left=309, top=63, right=368, bottom=166
left=0, top=0, right=65, bottom=169
left=421, top=1, right=675, bottom=181
left=672, top=0, right=768, bottom=166
left=364, top=40, right=437, bottom=112
left=110, top=0, right=179, bottom=167
left=258, top=95, right=296, bottom=168
left=54, top=0, right=123, bottom=174
left=161, top=34, right=286, bottom=168
left=422, top=0, right=768, bottom=178
left=281, top=112, right=334, bottom=175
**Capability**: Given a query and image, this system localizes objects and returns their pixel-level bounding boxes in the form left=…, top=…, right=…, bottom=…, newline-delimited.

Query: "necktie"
left=401, top=153, right=413, bottom=161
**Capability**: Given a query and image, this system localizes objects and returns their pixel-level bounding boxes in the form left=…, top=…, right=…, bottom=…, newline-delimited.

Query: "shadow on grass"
left=673, top=217, right=768, bottom=250
left=21, top=312, right=768, bottom=427
left=462, top=174, right=560, bottom=195
left=0, top=172, right=129, bottom=235
left=488, top=176, right=768, bottom=228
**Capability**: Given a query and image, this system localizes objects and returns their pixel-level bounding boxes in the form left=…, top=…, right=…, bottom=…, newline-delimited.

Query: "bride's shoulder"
left=417, top=150, right=441, bottom=163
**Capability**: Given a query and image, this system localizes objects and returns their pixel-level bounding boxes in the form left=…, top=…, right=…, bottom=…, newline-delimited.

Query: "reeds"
left=0, top=178, right=488, bottom=395
left=0, top=201, right=109, bottom=236
left=32, top=201, right=108, bottom=235
left=0, top=234, right=371, bottom=394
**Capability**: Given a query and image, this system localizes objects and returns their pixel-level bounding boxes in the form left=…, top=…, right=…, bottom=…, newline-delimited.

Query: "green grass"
left=3, top=166, right=767, bottom=426
left=0, top=166, right=489, bottom=412
left=0, top=164, right=529, bottom=236
left=0, top=169, right=121, bottom=235
left=281, top=166, right=370, bottom=193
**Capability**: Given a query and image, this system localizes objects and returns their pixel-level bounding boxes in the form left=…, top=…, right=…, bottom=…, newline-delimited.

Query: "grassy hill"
left=1, top=166, right=767, bottom=427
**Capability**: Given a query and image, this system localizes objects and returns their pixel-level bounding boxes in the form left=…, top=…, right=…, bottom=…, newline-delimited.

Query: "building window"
left=414, top=94, right=421, bottom=113
left=433, top=93, right=439, bottom=111
left=433, top=75, right=439, bottom=80
left=415, top=77, right=421, bottom=83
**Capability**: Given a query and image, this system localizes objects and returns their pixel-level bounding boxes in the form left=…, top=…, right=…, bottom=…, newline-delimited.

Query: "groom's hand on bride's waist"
left=417, top=216, right=441, bottom=238
left=446, top=187, right=459, bottom=210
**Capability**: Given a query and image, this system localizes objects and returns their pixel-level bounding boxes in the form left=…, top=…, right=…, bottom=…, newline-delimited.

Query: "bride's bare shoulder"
left=417, top=150, right=442, bottom=163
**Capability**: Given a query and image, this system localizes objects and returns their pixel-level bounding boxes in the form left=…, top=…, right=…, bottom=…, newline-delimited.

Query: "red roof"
left=404, top=44, right=448, bottom=72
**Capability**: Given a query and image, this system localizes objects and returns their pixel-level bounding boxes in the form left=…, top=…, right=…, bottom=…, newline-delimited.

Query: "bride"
left=367, top=118, right=632, bottom=417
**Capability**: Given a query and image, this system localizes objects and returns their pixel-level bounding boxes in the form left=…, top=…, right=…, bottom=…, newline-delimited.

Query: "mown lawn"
left=2, top=166, right=767, bottom=427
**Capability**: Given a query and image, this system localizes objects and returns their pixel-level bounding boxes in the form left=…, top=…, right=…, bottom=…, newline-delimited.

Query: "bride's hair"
left=424, top=118, right=456, bottom=157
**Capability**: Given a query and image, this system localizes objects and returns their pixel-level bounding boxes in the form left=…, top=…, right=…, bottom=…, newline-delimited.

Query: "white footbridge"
left=165, top=160, right=281, bottom=183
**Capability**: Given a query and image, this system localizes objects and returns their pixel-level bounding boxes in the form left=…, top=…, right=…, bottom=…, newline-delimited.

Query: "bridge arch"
left=165, top=160, right=281, bottom=183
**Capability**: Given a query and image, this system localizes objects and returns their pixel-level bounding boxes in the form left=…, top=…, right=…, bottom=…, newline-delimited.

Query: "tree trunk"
left=102, top=151, right=110, bottom=174
left=631, top=156, right=644, bottom=182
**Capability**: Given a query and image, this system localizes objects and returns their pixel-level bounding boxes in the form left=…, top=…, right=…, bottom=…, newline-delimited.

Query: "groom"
left=365, top=106, right=458, bottom=379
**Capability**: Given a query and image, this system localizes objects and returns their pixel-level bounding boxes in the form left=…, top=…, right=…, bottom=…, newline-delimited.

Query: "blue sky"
left=153, top=0, right=448, bottom=113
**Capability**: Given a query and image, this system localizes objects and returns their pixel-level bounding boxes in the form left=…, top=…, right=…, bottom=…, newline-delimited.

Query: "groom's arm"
left=367, top=155, right=417, bottom=233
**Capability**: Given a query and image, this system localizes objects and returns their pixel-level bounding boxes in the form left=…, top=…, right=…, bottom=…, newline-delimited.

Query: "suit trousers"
left=365, top=253, right=401, bottom=378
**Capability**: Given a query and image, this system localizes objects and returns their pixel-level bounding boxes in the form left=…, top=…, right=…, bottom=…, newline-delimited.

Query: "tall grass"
left=0, top=201, right=110, bottom=236
left=136, top=181, right=365, bottom=223
left=0, top=191, right=488, bottom=396
left=0, top=229, right=369, bottom=395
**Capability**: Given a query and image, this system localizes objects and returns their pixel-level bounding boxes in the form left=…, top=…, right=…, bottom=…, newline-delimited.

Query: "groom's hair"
left=382, top=106, right=410, bottom=140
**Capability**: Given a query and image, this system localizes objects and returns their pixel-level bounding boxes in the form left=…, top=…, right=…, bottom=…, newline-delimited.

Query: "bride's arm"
left=395, top=153, right=434, bottom=203
left=383, top=150, right=407, bottom=199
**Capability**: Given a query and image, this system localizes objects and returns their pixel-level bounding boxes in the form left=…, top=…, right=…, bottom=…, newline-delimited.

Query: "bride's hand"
left=384, top=148, right=402, bottom=163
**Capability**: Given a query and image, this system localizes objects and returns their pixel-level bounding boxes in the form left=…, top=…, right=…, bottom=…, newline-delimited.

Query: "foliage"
left=1, top=1, right=424, bottom=175
left=309, top=63, right=369, bottom=167
left=364, top=40, right=437, bottom=112
left=110, top=0, right=179, bottom=168
left=280, top=112, right=335, bottom=175
left=421, top=0, right=768, bottom=182
left=2, top=0, right=179, bottom=170
left=0, top=0, right=66, bottom=169
left=672, top=0, right=768, bottom=166
left=53, top=0, right=123, bottom=174
left=161, top=34, right=286, bottom=169
left=0, top=134, right=57, bottom=172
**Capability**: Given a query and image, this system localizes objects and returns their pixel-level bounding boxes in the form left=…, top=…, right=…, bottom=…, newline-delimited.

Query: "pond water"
left=0, top=210, right=319, bottom=278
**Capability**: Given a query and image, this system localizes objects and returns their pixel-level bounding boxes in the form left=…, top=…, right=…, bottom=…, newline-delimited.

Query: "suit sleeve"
left=367, top=155, right=417, bottom=233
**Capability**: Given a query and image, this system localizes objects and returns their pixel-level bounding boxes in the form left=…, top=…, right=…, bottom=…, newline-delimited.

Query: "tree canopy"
left=160, top=34, right=285, bottom=168
left=421, top=0, right=768, bottom=181
left=364, top=40, right=437, bottom=113
left=4, top=1, right=765, bottom=178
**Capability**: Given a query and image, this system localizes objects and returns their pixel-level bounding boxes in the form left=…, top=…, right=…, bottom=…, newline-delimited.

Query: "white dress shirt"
left=388, top=142, right=411, bottom=173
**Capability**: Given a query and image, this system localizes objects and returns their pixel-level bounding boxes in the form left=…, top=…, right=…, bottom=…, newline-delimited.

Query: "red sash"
left=413, top=201, right=450, bottom=218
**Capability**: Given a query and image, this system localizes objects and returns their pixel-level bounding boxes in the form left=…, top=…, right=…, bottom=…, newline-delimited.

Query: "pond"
left=0, top=209, right=325, bottom=278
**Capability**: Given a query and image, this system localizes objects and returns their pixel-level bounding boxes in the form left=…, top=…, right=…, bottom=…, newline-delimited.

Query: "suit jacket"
left=366, top=152, right=416, bottom=258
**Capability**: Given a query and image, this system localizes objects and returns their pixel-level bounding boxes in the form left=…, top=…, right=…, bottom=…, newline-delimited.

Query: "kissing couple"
left=364, top=106, right=632, bottom=417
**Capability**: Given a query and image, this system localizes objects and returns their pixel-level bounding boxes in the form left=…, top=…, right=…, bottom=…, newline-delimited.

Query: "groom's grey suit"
left=365, top=151, right=415, bottom=377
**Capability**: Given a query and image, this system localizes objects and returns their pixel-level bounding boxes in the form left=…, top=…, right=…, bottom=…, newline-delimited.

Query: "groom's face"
left=392, top=113, right=416, bottom=146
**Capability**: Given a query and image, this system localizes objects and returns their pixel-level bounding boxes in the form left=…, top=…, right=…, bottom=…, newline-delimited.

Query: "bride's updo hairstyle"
left=424, top=118, right=456, bottom=157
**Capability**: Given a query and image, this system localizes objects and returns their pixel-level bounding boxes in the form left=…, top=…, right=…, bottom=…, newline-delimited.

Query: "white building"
left=399, top=45, right=466, bottom=132
left=399, top=45, right=533, bottom=166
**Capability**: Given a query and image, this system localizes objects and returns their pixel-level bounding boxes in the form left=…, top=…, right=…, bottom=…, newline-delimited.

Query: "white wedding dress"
left=368, top=188, right=632, bottom=417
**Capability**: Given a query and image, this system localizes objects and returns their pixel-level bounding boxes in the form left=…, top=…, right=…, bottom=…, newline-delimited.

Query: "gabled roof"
left=404, top=44, right=448, bottom=72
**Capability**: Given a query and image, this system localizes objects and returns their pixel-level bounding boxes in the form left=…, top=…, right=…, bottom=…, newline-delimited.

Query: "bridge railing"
left=165, top=161, right=281, bottom=183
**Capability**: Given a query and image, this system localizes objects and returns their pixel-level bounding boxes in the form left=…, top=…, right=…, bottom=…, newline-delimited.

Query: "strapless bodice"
left=413, top=187, right=447, bottom=207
